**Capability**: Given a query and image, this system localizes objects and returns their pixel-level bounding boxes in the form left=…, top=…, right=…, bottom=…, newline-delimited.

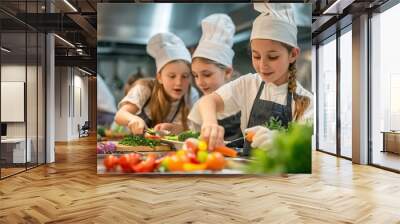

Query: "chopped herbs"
left=119, top=135, right=161, bottom=147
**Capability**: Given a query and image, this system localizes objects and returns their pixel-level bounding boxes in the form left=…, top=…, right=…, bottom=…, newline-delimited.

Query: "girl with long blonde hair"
left=115, top=32, right=198, bottom=135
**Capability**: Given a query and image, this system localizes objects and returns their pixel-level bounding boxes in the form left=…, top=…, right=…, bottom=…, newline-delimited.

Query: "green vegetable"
left=97, top=127, right=106, bottom=137
left=119, top=135, right=161, bottom=147
left=264, top=116, right=287, bottom=132
left=164, top=135, right=179, bottom=141
left=177, top=131, right=200, bottom=141
left=112, top=125, right=125, bottom=134
left=146, top=128, right=156, bottom=135
left=197, top=151, right=208, bottom=163
left=245, top=122, right=312, bottom=174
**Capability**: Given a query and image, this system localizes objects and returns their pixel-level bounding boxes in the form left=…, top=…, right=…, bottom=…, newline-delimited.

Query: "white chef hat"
left=251, top=3, right=298, bottom=48
left=146, top=32, right=192, bottom=73
left=192, top=13, right=235, bottom=67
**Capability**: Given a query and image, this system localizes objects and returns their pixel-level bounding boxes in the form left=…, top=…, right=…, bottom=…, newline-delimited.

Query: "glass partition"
left=1, top=30, right=28, bottom=177
left=0, top=1, right=46, bottom=179
left=371, top=3, right=400, bottom=171
left=339, top=28, right=352, bottom=158
left=317, top=35, right=337, bottom=155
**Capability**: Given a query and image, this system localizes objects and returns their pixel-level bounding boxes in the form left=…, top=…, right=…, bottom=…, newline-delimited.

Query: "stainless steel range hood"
left=98, top=3, right=253, bottom=47
left=98, top=3, right=311, bottom=48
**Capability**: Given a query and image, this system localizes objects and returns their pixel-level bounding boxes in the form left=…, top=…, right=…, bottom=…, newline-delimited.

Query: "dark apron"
left=218, top=112, right=243, bottom=148
left=137, top=97, right=182, bottom=128
left=242, top=81, right=292, bottom=156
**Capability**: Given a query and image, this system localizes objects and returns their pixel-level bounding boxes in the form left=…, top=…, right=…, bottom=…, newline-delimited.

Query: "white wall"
left=1, top=64, right=46, bottom=163
left=1, top=65, right=26, bottom=140
left=1, top=65, right=29, bottom=138
left=54, top=67, right=89, bottom=141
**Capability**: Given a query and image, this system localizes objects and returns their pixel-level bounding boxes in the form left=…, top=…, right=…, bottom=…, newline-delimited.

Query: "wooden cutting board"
left=115, top=142, right=171, bottom=152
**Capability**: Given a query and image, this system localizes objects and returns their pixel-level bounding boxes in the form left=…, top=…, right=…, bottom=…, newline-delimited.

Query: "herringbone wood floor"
left=1, top=136, right=400, bottom=224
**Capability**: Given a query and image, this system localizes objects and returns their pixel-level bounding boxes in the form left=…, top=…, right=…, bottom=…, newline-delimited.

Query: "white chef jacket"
left=119, top=83, right=199, bottom=124
left=189, top=73, right=313, bottom=133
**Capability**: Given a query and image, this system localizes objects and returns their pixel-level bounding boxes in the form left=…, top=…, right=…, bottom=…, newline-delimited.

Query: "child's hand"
left=245, top=126, right=277, bottom=149
left=200, top=123, right=225, bottom=151
left=154, top=123, right=183, bottom=135
left=127, top=118, right=147, bottom=135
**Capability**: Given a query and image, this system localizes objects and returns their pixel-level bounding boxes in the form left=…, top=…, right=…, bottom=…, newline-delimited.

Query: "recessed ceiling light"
left=78, top=67, right=92, bottom=76
left=63, top=0, right=78, bottom=12
left=1, top=47, right=11, bottom=53
left=323, top=0, right=343, bottom=14
left=54, top=34, right=75, bottom=48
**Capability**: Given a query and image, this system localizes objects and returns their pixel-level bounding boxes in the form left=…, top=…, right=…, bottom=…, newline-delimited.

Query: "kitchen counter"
left=97, top=152, right=249, bottom=175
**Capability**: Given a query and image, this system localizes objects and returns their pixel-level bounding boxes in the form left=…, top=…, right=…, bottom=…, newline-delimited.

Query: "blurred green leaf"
left=245, top=122, right=312, bottom=174
left=97, top=127, right=106, bottom=137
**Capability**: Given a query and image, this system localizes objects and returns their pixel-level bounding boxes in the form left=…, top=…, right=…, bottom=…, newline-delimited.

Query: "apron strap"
left=168, top=99, right=183, bottom=123
left=246, top=81, right=265, bottom=128
left=286, top=90, right=293, bottom=121
left=137, top=96, right=153, bottom=127
left=142, top=96, right=151, bottom=108
left=142, top=97, right=182, bottom=124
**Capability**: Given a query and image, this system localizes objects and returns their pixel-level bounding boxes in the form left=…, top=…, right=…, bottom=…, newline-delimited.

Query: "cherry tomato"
left=144, top=133, right=161, bottom=140
left=128, top=153, right=141, bottom=167
left=119, top=154, right=134, bottom=172
left=159, top=156, right=171, bottom=171
left=133, top=153, right=157, bottom=173
left=155, top=157, right=164, bottom=167
left=184, top=138, right=199, bottom=153
left=198, top=140, right=207, bottom=151
left=168, top=155, right=184, bottom=172
left=187, top=152, right=200, bottom=164
left=103, top=155, right=118, bottom=170
left=196, top=150, right=208, bottom=163
left=206, top=152, right=225, bottom=171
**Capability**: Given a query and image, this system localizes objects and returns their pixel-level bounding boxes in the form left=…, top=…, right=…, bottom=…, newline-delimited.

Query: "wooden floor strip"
left=0, top=136, right=399, bottom=223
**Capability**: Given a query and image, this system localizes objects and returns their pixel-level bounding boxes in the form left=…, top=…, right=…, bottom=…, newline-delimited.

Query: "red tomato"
left=133, top=153, right=157, bottom=173
left=206, top=152, right=225, bottom=171
left=185, top=140, right=198, bottom=154
left=128, top=153, right=141, bottom=167
left=103, top=155, right=118, bottom=170
left=155, top=157, right=165, bottom=168
left=144, top=133, right=161, bottom=140
left=119, top=154, right=134, bottom=172
left=187, top=152, right=199, bottom=164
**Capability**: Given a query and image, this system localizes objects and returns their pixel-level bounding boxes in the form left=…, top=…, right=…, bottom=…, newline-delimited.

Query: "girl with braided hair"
left=197, top=3, right=313, bottom=155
